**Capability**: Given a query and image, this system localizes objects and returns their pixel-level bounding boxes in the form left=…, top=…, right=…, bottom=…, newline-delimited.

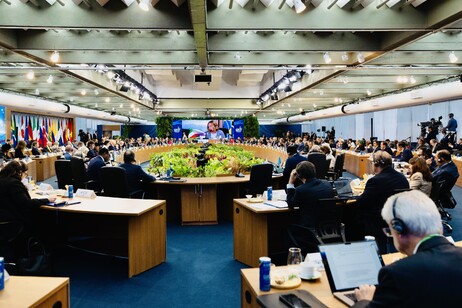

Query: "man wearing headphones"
left=353, top=190, right=462, bottom=307
left=356, top=151, right=409, bottom=254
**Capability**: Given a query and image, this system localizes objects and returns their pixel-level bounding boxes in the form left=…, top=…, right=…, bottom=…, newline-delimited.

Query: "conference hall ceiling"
left=0, top=0, right=461, bottom=122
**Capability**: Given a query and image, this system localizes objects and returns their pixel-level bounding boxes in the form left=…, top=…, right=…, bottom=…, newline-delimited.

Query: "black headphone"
left=373, top=153, right=386, bottom=167
left=390, top=197, right=407, bottom=234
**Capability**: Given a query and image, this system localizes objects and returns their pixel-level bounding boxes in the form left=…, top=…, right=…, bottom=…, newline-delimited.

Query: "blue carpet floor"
left=39, top=171, right=462, bottom=307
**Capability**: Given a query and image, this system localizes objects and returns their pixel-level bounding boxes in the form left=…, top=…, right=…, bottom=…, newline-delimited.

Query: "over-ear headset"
left=390, top=197, right=407, bottom=234
left=373, top=153, right=386, bottom=167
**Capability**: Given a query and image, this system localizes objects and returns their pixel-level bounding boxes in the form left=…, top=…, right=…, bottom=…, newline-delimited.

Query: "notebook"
left=318, top=241, right=384, bottom=306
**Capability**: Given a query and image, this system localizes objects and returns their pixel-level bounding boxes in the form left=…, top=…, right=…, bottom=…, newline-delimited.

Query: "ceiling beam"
left=189, top=0, right=207, bottom=68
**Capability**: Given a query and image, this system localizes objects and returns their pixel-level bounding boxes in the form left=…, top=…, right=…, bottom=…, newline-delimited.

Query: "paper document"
left=263, top=200, right=288, bottom=208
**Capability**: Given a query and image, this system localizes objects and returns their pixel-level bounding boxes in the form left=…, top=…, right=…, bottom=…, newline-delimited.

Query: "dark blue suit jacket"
left=86, top=156, right=106, bottom=183
left=119, top=163, right=155, bottom=194
left=357, top=166, right=409, bottom=218
left=353, top=237, right=462, bottom=307
left=395, top=148, right=413, bottom=162
left=282, top=153, right=307, bottom=187
left=287, top=178, right=334, bottom=228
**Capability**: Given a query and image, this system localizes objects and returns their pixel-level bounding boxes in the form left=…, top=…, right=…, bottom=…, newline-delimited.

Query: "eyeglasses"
left=382, top=227, right=393, bottom=238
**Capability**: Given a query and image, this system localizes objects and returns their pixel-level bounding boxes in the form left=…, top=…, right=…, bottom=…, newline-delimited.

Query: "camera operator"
left=425, top=126, right=438, bottom=145
left=443, top=113, right=457, bottom=144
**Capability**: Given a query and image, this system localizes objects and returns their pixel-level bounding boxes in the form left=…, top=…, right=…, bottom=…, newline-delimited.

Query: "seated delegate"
left=353, top=190, right=462, bottom=307
left=286, top=161, right=334, bottom=252
left=408, top=157, right=432, bottom=196
left=0, top=161, right=56, bottom=240
left=119, top=150, right=155, bottom=196
left=86, top=147, right=111, bottom=191
left=355, top=151, right=409, bottom=254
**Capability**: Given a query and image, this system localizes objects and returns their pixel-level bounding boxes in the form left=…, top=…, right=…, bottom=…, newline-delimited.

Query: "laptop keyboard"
left=344, top=292, right=358, bottom=303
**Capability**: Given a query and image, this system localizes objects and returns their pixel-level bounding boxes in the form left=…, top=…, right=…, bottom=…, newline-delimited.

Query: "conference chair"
left=54, top=160, right=73, bottom=190
left=70, top=157, right=97, bottom=192
left=99, top=166, right=145, bottom=199
left=327, top=153, right=345, bottom=180
left=0, top=219, right=25, bottom=267
left=287, top=198, right=347, bottom=255
left=431, top=180, right=453, bottom=233
left=307, top=153, right=328, bottom=179
left=246, top=163, right=274, bottom=197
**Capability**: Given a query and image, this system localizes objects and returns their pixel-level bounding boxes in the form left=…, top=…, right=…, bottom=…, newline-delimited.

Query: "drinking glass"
left=287, top=247, right=303, bottom=265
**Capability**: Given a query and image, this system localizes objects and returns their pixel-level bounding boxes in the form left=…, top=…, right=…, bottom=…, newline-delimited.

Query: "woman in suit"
left=0, top=161, right=56, bottom=233
left=409, top=157, right=432, bottom=196
left=14, top=140, right=27, bottom=159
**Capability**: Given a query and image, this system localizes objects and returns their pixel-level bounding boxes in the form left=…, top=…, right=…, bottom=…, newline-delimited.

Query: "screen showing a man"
left=206, top=121, right=225, bottom=140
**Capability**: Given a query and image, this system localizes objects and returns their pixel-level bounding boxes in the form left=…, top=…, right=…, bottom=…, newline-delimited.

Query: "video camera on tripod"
left=418, top=116, right=442, bottom=138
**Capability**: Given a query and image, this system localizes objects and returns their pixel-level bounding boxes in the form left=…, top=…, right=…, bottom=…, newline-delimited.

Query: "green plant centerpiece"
left=148, top=144, right=265, bottom=177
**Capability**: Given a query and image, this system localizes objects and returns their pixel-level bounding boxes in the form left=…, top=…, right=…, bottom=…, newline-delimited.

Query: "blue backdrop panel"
left=259, top=124, right=302, bottom=137
left=172, top=120, right=182, bottom=139
left=233, top=119, right=244, bottom=139
left=121, top=125, right=157, bottom=139
left=0, top=106, right=5, bottom=143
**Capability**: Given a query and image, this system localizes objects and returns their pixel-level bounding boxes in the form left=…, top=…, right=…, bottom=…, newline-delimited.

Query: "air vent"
left=194, top=75, right=212, bottom=83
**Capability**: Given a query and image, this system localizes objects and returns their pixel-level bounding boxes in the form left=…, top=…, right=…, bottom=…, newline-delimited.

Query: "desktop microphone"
left=235, top=168, right=244, bottom=178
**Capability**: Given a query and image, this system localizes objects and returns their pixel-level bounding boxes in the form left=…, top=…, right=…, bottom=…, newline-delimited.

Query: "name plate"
left=75, top=189, right=96, bottom=199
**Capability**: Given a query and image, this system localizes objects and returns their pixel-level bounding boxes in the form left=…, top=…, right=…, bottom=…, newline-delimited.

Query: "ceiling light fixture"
left=47, top=75, right=53, bottom=83
left=293, top=0, right=306, bottom=13
left=81, top=89, right=87, bottom=96
left=137, top=0, right=150, bottom=11
left=94, top=89, right=99, bottom=95
left=105, top=97, right=110, bottom=103
left=409, top=76, right=416, bottom=84
left=50, top=51, right=60, bottom=63
left=256, top=70, right=306, bottom=104
left=26, top=71, right=35, bottom=80
left=366, top=89, right=372, bottom=96
left=35, top=89, right=40, bottom=95
left=341, top=52, right=349, bottom=62
left=356, top=52, right=365, bottom=63
left=323, top=52, right=332, bottom=64
left=449, top=51, right=458, bottom=63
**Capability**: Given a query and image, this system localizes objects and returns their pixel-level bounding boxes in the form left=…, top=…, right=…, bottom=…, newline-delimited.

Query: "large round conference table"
left=114, top=144, right=288, bottom=225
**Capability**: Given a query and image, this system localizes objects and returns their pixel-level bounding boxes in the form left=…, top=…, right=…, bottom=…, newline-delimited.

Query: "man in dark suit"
left=282, top=145, right=307, bottom=187
left=286, top=161, right=335, bottom=253
left=86, top=147, right=110, bottom=191
left=353, top=190, right=462, bottom=307
left=379, top=141, right=393, bottom=156
left=393, top=141, right=413, bottom=162
left=356, top=151, right=409, bottom=254
left=432, top=149, right=460, bottom=208
left=119, top=150, right=155, bottom=195
left=287, top=161, right=334, bottom=228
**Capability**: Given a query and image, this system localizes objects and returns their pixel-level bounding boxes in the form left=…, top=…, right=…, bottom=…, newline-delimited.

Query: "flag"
left=33, top=116, right=39, bottom=141
left=57, top=118, right=63, bottom=145
left=24, top=116, right=29, bottom=142
left=20, top=116, right=25, bottom=140
left=27, top=116, right=33, bottom=142
left=10, top=114, right=17, bottom=146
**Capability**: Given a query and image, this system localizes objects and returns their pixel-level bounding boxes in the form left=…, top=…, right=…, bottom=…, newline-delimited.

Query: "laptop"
left=319, top=241, right=385, bottom=306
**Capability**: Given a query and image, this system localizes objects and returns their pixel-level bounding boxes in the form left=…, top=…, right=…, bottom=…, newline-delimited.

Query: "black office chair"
left=70, top=157, right=97, bottom=192
left=287, top=198, right=347, bottom=255
left=431, top=180, right=453, bottom=233
left=0, top=220, right=25, bottom=266
left=327, top=153, right=345, bottom=180
left=246, top=163, right=274, bottom=197
left=54, top=160, right=73, bottom=190
left=99, top=166, right=145, bottom=199
left=307, top=153, right=328, bottom=179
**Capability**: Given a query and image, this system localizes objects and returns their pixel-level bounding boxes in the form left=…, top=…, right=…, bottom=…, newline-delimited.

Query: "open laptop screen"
left=319, top=241, right=384, bottom=292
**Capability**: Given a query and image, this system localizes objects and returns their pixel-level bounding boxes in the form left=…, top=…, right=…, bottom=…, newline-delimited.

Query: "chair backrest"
left=248, top=163, right=274, bottom=196
left=99, top=166, right=130, bottom=198
left=307, top=153, right=328, bottom=179
left=333, top=153, right=345, bottom=178
left=430, top=180, right=444, bottom=204
left=70, top=157, right=87, bottom=190
left=54, top=159, right=73, bottom=189
left=312, top=198, right=346, bottom=244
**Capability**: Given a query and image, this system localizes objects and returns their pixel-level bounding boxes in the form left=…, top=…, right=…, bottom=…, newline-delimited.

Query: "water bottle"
left=259, top=257, right=271, bottom=291
left=267, top=186, right=273, bottom=201
left=166, top=163, right=173, bottom=178
left=68, top=185, right=74, bottom=199
left=0, top=256, right=4, bottom=291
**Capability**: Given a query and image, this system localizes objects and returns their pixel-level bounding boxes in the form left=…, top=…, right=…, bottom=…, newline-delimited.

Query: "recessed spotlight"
left=449, top=51, right=458, bottom=63
left=107, top=71, right=115, bottom=79
left=357, top=52, right=365, bottom=63
left=119, top=104, right=123, bottom=108
left=323, top=52, right=332, bottom=64
left=105, top=97, right=110, bottom=103
left=35, top=89, right=40, bottom=95
left=94, top=89, right=99, bottom=95
left=95, top=103, right=98, bottom=108
left=26, top=71, right=35, bottom=80
left=80, top=89, right=87, bottom=96
left=341, top=52, right=349, bottom=62
left=366, top=89, right=372, bottom=96
left=47, top=75, right=53, bottom=83
left=138, top=0, right=150, bottom=11
left=50, top=51, right=60, bottom=63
